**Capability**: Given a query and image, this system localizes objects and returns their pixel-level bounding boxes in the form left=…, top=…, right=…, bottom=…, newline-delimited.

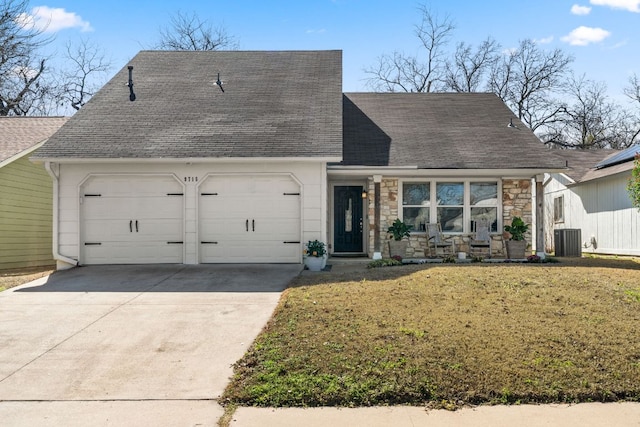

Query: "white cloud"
left=535, top=36, right=554, bottom=44
left=306, top=28, right=327, bottom=34
left=16, top=6, right=93, bottom=33
left=590, top=0, right=640, bottom=12
left=12, top=66, right=39, bottom=80
left=561, top=26, right=611, bottom=45
left=571, top=4, right=592, bottom=14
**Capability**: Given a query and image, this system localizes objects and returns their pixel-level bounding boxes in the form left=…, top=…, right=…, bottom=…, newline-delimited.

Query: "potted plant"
left=504, top=216, right=529, bottom=259
left=304, top=240, right=326, bottom=271
left=387, top=218, right=412, bottom=259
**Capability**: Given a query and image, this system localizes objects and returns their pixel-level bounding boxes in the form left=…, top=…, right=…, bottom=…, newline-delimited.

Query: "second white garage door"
left=199, top=175, right=301, bottom=263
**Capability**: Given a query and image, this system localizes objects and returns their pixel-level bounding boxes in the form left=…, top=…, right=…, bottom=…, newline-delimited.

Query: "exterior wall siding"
left=54, top=161, right=326, bottom=265
left=544, top=171, right=640, bottom=256
left=0, top=156, right=54, bottom=270
left=369, top=177, right=533, bottom=259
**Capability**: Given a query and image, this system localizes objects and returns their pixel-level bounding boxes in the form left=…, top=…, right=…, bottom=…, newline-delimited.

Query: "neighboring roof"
left=549, top=149, right=620, bottom=182
left=580, top=160, right=634, bottom=184
left=595, top=144, right=640, bottom=169
left=0, top=117, right=68, bottom=164
left=34, top=50, right=343, bottom=160
left=341, top=93, right=567, bottom=169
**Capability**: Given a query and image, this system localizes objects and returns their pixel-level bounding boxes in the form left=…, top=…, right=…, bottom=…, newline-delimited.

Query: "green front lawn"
left=223, top=259, right=640, bottom=409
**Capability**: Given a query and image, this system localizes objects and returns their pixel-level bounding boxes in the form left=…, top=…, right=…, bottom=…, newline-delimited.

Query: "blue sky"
left=20, top=0, right=640, bottom=102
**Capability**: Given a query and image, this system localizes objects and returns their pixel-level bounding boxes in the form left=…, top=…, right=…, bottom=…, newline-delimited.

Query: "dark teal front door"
left=334, top=186, right=364, bottom=253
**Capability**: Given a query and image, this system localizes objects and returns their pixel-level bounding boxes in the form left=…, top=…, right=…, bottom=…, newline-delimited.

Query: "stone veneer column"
left=502, top=179, right=533, bottom=248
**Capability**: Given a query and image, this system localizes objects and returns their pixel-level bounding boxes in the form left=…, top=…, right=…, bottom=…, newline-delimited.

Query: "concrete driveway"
left=0, top=264, right=301, bottom=426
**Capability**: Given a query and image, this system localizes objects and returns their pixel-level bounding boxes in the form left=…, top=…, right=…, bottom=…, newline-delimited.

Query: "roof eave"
left=33, top=156, right=343, bottom=164
left=328, top=165, right=567, bottom=178
left=2, top=140, right=47, bottom=168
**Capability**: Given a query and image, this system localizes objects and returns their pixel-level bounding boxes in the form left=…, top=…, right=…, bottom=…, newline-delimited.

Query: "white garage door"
left=199, top=175, right=301, bottom=263
left=80, top=175, right=184, bottom=264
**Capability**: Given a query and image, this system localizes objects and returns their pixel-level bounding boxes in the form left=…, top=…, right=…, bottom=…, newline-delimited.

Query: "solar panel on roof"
left=595, top=144, right=640, bottom=169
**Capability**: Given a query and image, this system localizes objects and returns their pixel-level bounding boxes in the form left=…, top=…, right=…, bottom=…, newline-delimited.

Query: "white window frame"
left=399, top=179, right=502, bottom=234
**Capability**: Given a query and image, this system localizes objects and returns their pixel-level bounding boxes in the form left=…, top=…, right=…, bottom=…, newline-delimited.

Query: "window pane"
left=471, top=183, right=497, bottom=206
left=554, top=196, right=564, bottom=222
left=471, top=207, right=497, bottom=232
left=403, top=207, right=429, bottom=232
left=403, top=183, right=430, bottom=206
left=436, top=183, right=463, bottom=205
left=438, top=207, right=463, bottom=232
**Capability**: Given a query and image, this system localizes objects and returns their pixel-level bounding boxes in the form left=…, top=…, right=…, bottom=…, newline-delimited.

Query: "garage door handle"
left=135, top=220, right=139, bottom=232
left=252, top=219, right=255, bottom=232
left=246, top=219, right=249, bottom=232
left=129, top=220, right=132, bottom=232
left=283, top=241, right=300, bottom=244
left=201, top=241, right=218, bottom=244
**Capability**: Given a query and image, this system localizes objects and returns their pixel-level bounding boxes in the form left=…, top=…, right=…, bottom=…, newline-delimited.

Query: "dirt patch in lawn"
left=223, top=257, right=640, bottom=408
left=0, top=266, right=55, bottom=291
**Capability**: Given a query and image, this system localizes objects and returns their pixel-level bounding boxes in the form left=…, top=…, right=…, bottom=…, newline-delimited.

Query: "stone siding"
left=368, top=177, right=533, bottom=259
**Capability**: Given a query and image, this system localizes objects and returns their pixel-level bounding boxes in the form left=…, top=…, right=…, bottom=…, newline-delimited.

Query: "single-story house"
left=0, top=116, right=68, bottom=270
left=32, top=50, right=566, bottom=269
left=544, top=146, right=640, bottom=256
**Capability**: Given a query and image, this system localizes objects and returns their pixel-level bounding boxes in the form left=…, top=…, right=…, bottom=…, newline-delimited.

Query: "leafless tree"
left=57, top=39, right=111, bottom=111
left=542, top=75, right=636, bottom=149
left=488, top=39, right=573, bottom=134
left=155, top=11, right=238, bottom=51
left=0, top=0, right=53, bottom=115
left=443, top=37, right=500, bottom=92
left=623, top=73, right=640, bottom=145
left=364, top=4, right=454, bottom=92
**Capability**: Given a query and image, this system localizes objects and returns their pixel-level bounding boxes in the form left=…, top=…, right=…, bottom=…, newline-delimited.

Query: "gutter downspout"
left=45, top=161, right=78, bottom=270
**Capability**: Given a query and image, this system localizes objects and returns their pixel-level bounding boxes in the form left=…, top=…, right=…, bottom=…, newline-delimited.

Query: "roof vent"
left=215, top=73, right=224, bottom=93
left=507, top=118, right=519, bottom=129
left=127, top=66, right=136, bottom=102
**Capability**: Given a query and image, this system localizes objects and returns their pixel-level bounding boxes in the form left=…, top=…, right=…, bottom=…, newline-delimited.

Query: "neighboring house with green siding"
left=0, top=117, right=68, bottom=270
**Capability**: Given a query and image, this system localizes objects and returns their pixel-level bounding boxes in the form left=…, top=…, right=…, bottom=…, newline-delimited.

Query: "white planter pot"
left=305, top=256, right=324, bottom=271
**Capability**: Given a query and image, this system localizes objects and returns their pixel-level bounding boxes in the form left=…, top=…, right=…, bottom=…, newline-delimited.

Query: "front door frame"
left=330, top=181, right=368, bottom=255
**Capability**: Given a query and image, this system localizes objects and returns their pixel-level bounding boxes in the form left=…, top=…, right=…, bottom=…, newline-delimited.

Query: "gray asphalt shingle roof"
left=549, top=149, right=621, bottom=182
left=0, top=117, right=68, bottom=163
left=34, top=50, right=343, bottom=160
left=342, top=93, right=567, bottom=169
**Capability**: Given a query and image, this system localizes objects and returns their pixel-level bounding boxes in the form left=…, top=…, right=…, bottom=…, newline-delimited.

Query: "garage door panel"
left=131, top=197, right=183, bottom=219
left=199, top=175, right=301, bottom=263
left=134, top=219, right=183, bottom=242
left=83, top=219, right=133, bottom=242
left=84, top=242, right=183, bottom=264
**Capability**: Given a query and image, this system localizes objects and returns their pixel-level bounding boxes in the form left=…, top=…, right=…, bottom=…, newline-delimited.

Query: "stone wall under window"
left=368, top=177, right=533, bottom=259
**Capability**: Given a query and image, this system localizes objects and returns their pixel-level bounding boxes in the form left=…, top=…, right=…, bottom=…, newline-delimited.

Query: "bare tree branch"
left=364, top=3, right=454, bottom=92
left=541, top=75, right=636, bottom=149
left=155, top=11, right=238, bottom=51
left=488, top=39, right=573, bottom=133
left=443, top=37, right=500, bottom=92
left=0, top=0, right=53, bottom=115
left=57, top=39, right=112, bottom=110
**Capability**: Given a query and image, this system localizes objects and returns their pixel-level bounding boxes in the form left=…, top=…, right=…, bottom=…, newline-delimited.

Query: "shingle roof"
left=34, top=50, right=343, bottom=160
left=549, top=149, right=620, bottom=182
left=0, top=117, right=68, bottom=163
left=342, top=93, right=567, bottom=169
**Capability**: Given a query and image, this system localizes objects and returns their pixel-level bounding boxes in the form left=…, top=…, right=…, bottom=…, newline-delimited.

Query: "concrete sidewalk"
left=231, top=402, right=640, bottom=426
